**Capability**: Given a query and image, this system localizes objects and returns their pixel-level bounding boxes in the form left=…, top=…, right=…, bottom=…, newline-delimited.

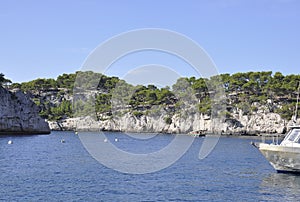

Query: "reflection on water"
left=260, top=173, right=300, bottom=201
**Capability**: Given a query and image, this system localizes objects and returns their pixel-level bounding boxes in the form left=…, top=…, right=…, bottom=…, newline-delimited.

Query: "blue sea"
left=1, top=131, right=300, bottom=201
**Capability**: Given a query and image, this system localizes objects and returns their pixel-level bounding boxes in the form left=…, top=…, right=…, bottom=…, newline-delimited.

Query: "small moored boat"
left=253, top=126, right=300, bottom=173
left=253, top=81, right=300, bottom=173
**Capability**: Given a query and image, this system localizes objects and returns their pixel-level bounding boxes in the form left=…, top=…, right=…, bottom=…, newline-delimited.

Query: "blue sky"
left=0, top=0, right=300, bottom=83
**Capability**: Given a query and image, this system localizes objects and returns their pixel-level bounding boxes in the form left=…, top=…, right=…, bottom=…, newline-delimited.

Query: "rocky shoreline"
left=2, top=70, right=299, bottom=136
left=0, top=86, right=50, bottom=135
left=48, top=111, right=298, bottom=135
left=1, top=83, right=296, bottom=136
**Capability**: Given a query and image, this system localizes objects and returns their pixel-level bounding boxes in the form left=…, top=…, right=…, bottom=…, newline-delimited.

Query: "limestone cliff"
left=48, top=110, right=296, bottom=135
left=0, top=87, right=50, bottom=134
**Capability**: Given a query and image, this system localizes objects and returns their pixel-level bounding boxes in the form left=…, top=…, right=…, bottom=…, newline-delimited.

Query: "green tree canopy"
left=0, top=73, right=12, bottom=86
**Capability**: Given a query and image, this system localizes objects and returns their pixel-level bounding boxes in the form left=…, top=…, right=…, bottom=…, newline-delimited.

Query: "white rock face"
left=48, top=113, right=199, bottom=133
left=48, top=109, right=295, bottom=135
left=0, top=87, right=50, bottom=134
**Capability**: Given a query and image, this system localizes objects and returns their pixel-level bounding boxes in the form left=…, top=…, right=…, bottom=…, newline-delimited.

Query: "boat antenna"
left=294, top=81, right=300, bottom=123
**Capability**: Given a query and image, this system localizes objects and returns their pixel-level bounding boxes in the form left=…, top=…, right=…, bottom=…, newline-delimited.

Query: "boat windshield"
left=284, top=129, right=300, bottom=143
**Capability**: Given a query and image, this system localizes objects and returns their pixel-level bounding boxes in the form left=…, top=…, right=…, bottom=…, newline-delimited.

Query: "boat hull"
left=257, top=143, right=300, bottom=173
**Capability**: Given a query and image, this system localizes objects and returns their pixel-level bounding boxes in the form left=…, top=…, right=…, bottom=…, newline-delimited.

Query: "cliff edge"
left=0, top=86, right=50, bottom=134
left=48, top=112, right=297, bottom=135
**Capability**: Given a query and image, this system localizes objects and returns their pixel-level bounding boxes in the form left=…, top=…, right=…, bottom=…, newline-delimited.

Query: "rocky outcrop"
left=48, top=110, right=296, bottom=135
left=49, top=114, right=204, bottom=134
left=223, top=111, right=287, bottom=135
left=0, top=87, right=50, bottom=134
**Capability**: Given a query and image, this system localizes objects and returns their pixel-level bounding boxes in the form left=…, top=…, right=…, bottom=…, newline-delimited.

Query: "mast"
left=294, top=81, right=300, bottom=123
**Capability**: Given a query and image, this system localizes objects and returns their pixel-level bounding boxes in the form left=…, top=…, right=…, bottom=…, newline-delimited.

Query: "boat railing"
left=261, top=134, right=281, bottom=145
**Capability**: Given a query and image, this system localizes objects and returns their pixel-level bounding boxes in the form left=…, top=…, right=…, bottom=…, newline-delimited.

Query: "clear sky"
left=0, top=0, right=300, bottom=83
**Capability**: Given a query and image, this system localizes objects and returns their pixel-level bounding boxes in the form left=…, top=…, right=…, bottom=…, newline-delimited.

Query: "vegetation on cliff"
left=5, top=71, right=300, bottom=122
left=0, top=73, right=11, bottom=86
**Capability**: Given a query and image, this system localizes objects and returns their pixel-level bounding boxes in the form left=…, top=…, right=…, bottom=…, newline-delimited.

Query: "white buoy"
left=8, top=140, right=13, bottom=145
left=104, top=138, right=108, bottom=143
left=60, top=139, right=65, bottom=143
left=114, top=138, right=118, bottom=142
left=75, top=131, right=78, bottom=135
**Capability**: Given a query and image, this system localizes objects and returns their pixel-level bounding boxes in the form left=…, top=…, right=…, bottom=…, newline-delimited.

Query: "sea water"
left=1, top=131, right=299, bottom=201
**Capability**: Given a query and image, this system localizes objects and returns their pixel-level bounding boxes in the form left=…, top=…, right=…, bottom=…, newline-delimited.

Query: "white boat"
left=253, top=81, right=300, bottom=173
left=253, top=126, right=300, bottom=173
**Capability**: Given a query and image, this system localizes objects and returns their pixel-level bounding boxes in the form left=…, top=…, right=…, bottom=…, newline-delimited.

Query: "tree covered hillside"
left=7, top=71, right=300, bottom=122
